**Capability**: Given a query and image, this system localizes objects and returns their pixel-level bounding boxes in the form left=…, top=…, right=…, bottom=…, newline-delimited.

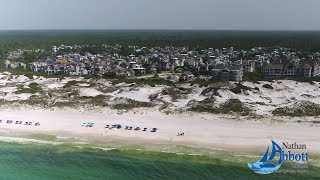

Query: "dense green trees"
left=1, top=30, right=320, bottom=53
left=22, top=51, right=52, bottom=64
left=118, top=46, right=133, bottom=56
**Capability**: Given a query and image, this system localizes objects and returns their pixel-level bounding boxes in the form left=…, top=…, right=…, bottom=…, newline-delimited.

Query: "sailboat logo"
left=248, top=140, right=284, bottom=174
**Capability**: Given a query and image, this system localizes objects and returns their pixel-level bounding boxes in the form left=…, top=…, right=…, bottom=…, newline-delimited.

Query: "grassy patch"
left=15, top=83, right=43, bottom=94
left=272, top=101, right=320, bottom=117
left=218, top=99, right=251, bottom=116
left=20, top=95, right=48, bottom=107
left=188, top=97, right=217, bottom=113
left=161, top=87, right=191, bottom=102
left=112, top=77, right=170, bottom=87
left=63, top=80, right=79, bottom=88
left=78, top=95, right=110, bottom=107
left=111, top=98, right=154, bottom=110
left=288, top=76, right=320, bottom=84
left=262, top=84, right=274, bottom=89
left=201, top=82, right=228, bottom=96
left=65, top=90, right=78, bottom=97
left=9, top=68, right=66, bottom=80
left=188, top=98, right=251, bottom=116
left=50, top=101, right=79, bottom=108
left=242, top=72, right=262, bottom=81
left=230, top=83, right=251, bottom=94
left=201, top=86, right=220, bottom=96
left=96, top=87, right=118, bottom=93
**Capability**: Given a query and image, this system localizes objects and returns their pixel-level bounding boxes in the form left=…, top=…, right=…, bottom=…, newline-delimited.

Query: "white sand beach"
left=0, top=107, right=319, bottom=154
left=0, top=73, right=320, bottom=155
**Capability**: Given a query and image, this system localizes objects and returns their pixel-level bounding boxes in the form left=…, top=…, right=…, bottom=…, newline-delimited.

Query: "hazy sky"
left=0, top=0, right=319, bottom=30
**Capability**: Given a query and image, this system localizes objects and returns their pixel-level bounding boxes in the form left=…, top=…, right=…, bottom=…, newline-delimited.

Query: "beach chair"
left=143, top=128, right=147, bottom=131
left=89, top=123, right=94, bottom=127
left=151, top=128, right=157, bottom=132
left=105, top=125, right=110, bottom=128
left=128, top=126, right=133, bottom=130
left=116, top=124, right=122, bottom=129
left=117, top=111, right=125, bottom=115
left=134, top=127, right=140, bottom=131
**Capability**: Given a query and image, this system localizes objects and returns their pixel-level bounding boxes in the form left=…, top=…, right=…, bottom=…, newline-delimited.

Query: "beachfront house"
left=211, top=64, right=243, bottom=81
left=261, top=60, right=320, bottom=78
left=282, top=62, right=297, bottom=77
left=300, top=59, right=320, bottom=77
left=296, top=63, right=312, bottom=77
left=261, top=63, right=283, bottom=78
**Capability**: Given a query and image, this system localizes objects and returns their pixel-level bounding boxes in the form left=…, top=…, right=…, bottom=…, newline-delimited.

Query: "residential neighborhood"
left=4, top=45, right=320, bottom=81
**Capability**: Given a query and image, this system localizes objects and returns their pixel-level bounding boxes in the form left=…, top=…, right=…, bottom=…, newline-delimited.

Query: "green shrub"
left=9, top=68, right=66, bottom=79
left=15, top=83, right=43, bottom=94
left=112, top=99, right=154, bottom=110
left=78, top=95, right=110, bottom=106
left=20, top=95, right=47, bottom=107
left=262, top=84, right=273, bottom=89
left=243, top=72, right=261, bottom=81
left=272, top=101, right=320, bottom=117
left=188, top=97, right=216, bottom=113
left=112, top=77, right=170, bottom=87
left=188, top=98, right=251, bottom=116
left=201, top=87, right=220, bottom=96
left=162, top=87, right=191, bottom=101
left=63, top=80, right=78, bottom=88
left=230, top=83, right=250, bottom=94
left=218, top=99, right=251, bottom=116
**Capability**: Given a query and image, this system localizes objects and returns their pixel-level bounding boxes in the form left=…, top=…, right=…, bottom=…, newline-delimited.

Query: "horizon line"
left=1, top=29, right=320, bottom=32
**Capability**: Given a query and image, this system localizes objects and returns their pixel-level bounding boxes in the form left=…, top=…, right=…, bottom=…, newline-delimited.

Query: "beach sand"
left=0, top=107, right=319, bottom=155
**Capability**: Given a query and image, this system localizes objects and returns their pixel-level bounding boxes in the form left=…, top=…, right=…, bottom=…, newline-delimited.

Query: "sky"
left=0, top=0, right=319, bottom=30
